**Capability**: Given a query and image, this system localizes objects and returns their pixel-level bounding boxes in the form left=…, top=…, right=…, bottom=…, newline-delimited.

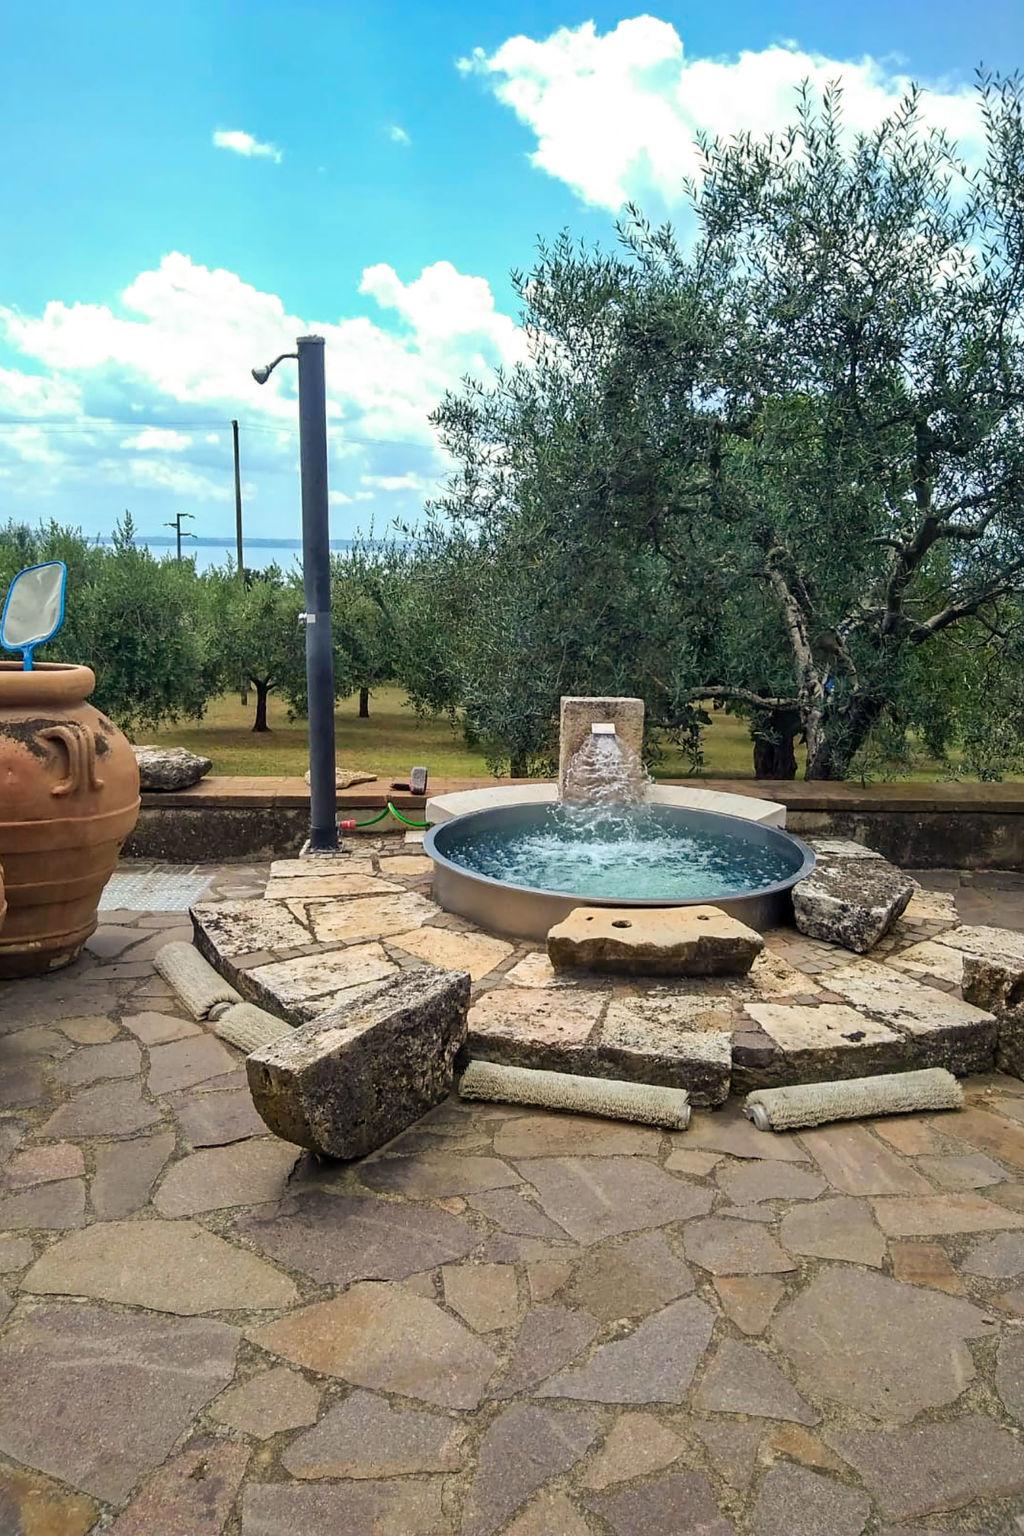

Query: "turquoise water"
left=440, top=805, right=802, bottom=902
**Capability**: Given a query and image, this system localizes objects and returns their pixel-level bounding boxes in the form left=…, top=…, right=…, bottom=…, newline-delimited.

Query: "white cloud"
left=360, top=471, right=435, bottom=493
left=460, top=16, right=984, bottom=211
left=0, top=252, right=522, bottom=537
left=120, top=427, right=192, bottom=452
left=212, top=129, right=283, bottom=164
left=388, top=124, right=412, bottom=146
left=329, top=489, right=374, bottom=505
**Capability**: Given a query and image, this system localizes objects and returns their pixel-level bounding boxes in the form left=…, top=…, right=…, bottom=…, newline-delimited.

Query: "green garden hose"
left=338, top=802, right=432, bottom=832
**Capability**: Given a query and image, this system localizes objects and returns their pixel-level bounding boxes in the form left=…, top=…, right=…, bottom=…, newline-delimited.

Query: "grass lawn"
left=151, top=685, right=974, bottom=783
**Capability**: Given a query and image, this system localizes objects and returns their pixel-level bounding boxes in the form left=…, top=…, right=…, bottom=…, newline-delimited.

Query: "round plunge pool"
left=424, top=801, right=815, bottom=941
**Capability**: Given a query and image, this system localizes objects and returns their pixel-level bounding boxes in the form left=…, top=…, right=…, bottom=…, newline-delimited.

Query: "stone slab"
left=0, top=1463, right=98, bottom=1536
left=462, top=1402, right=599, bottom=1536
left=0, top=1304, right=239, bottom=1502
left=937, top=923, right=1024, bottom=1011
left=824, top=959, right=995, bottom=1074
left=492, top=1304, right=598, bottom=1398
left=547, top=904, right=762, bottom=977
left=538, top=1294, right=716, bottom=1404
left=300, top=891, right=437, bottom=944
left=582, top=1412, right=684, bottom=1490
left=389, top=924, right=513, bottom=979
left=779, top=1196, right=886, bottom=1266
left=242, top=946, right=398, bottom=1024
left=793, top=853, right=914, bottom=952
left=192, top=898, right=312, bottom=958
left=210, top=1365, right=321, bottom=1439
left=741, top=1001, right=904, bottom=1085
left=247, top=967, right=469, bottom=1159
left=585, top=1470, right=735, bottom=1536
left=154, top=1139, right=300, bottom=1216
left=107, top=1439, right=249, bottom=1536
left=92, top=1132, right=175, bottom=1219
left=712, top=1275, right=785, bottom=1334
left=595, top=998, right=732, bottom=1105
left=232, top=1191, right=477, bottom=1285
left=518, top=1157, right=713, bottom=1244
left=568, top=1231, right=694, bottom=1321
left=695, top=1337, right=817, bottom=1424
left=443, top=1262, right=519, bottom=1332
left=23, top=1218, right=298, bottom=1313
left=281, top=1388, right=467, bottom=1477
left=250, top=1281, right=497, bottom=1408
left=683, top=1217, right=796, bottom=1275
left=829, top=1417, right=1024, bottom=1520
left=774, top=1268, right=988, bottom=1421
left=134, top=744, right=212, bottom=791
left=750, top=1463, right=870, bottom=1536
left=240, top=1480, right=448, bottom=1536
left=40, top=1078, right=163, bottom=1138
left=799, top=1123, right=931, bottom=1195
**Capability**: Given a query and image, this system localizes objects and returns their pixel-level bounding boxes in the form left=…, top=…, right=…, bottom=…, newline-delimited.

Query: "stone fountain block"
left=547, top=904, right=763, bottom=977
left=792, top=848, right=915, bottom=953
left=246, top=967, right=470, bottom=1159
left=558, top=695, right=644, bottom=798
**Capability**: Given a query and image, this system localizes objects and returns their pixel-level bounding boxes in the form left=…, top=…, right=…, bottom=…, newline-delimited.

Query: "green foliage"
left=426, top=74, right=1024, bottom=779
left=0, top=514, right=215, bottom=733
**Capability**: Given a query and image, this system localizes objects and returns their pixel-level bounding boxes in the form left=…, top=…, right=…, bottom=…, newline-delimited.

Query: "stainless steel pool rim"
left=424, top=802, right=816, bottom=941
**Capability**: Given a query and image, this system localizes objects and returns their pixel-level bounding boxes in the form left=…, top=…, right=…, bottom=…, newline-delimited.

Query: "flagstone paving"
left=2, top=859, right=1024, bottom=1530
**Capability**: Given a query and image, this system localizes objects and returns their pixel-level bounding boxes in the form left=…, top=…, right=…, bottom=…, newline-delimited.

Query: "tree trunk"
left=803, top=697, right=883, bottom=780
left=358, top=685, right=370, bottom=719
left=750, top=708, right=800, bottom=779
left=252, top=680, right=272, bottom=733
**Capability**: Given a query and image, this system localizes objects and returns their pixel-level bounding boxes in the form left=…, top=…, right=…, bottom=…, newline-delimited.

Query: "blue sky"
left=1, top=1, right=1021, bottom=556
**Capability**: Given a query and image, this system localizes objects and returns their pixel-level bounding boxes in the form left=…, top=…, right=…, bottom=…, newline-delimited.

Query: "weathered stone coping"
left=129, top=774, right=1024, bottom=867
left=141, top=774, right=1024, bottom=814
left=425, top=783, right=786, bottom=827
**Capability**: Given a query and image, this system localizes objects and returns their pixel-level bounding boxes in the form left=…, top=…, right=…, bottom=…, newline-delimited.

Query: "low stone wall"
left=785, top=809, right=1024, bottom=870
left=125, top=806, right=313, bottom=863
left=123, top=775, right=1024, bottom=869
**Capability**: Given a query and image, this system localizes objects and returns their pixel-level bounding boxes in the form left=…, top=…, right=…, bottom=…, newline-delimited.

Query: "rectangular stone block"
left=998, top=1009, right=1024, bottom=1080
left=941, top=925, right=1024, bottom=1012
left=793, top=855, right=915, bottom=953
left=548, top=905, right=762, bottom=978
left=558, top=696, right=644, bottom=798
left=247, top=968, right=470, bottom=1159
left=736, top=1003, right=908, bottom=1091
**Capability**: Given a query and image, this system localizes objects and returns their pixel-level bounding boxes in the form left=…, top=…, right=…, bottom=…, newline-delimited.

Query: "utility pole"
left=164, top=511, right=195, bottom=561
left=232, top=420, right=245, bottom=577
left=231, top=420, right=247, bottom=705
left=251, top=338, right=338, bottom=851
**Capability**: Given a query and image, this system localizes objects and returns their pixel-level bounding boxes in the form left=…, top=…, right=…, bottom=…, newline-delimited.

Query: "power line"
left=0, top=416, right=442, bottom=453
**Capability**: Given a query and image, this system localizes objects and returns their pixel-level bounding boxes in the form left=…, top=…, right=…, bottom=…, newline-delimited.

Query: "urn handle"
left=38, top=724, right=104, bottom=797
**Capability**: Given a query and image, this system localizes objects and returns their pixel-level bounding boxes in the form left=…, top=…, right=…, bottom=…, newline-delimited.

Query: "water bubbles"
left=442, top=805, right=799, bottom=902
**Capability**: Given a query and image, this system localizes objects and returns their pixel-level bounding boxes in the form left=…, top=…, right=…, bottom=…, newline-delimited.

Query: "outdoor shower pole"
left=296, top=335, right=338, bottom=851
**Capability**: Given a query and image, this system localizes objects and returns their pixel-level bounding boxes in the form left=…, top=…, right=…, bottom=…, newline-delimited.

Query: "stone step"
left=547, top=905, right=763, bottom=978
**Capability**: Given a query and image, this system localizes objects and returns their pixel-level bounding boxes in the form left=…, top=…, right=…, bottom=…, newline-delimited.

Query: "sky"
left=1, top=1, right=1021, bottom=558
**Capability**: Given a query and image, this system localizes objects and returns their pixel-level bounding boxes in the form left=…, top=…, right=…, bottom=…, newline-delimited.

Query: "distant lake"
left=99, top=534, right=356, bottom=574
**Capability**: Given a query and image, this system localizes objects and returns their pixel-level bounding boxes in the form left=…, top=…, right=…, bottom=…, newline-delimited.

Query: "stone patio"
left=2, top=857, right=1024, bottom=1530
left=191, top=838, right=1001, bottom=1101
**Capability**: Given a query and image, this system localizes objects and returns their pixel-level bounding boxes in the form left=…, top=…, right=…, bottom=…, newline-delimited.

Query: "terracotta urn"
left=0, top=662, right=140, bottom=977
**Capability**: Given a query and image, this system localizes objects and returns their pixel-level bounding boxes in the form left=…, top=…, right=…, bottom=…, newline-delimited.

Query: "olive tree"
left=431, top=75, right=1024, bottom=779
